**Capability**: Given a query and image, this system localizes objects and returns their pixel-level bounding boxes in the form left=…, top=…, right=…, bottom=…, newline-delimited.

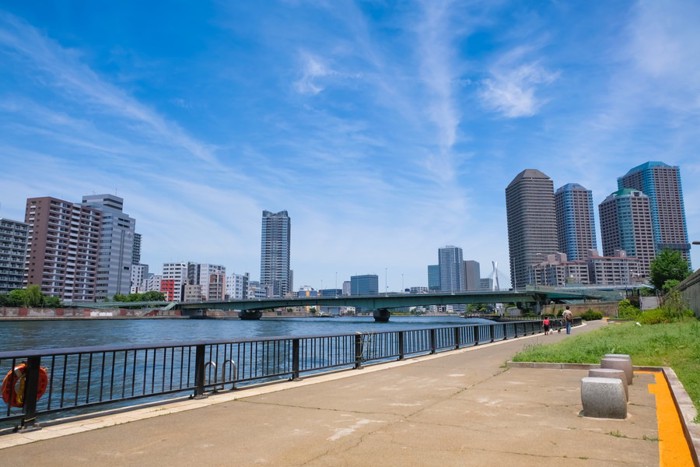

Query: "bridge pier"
left=373, top=308, right=390, bottom=323
left=239, top=310, right=263, bottom=320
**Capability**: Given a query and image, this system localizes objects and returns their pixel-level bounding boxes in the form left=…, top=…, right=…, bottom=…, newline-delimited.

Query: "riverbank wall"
left=0, top=307, right=183, bottom=319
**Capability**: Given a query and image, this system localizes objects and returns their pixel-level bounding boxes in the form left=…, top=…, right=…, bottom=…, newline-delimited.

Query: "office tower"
left=0, top=218, right=29, bottom=293
left=618, top=161, right=690, bottom=263
left=505, top=169, right=558, bottom=290
left=132, top=233, right=142, bottom=265
left=599, top=189, right=655, bottom=277
left=427, top=265, right=440, bottom=291
left=438, top=246, right=465, bottom=292
left=25, top=197, right=102, bottom=301
left=188, top=263, right=226, bottom=301
left=162, top=262, right=188, bottom=302
left=463, top=260, right=481, bottom=291
left=350, top=274, right=379, bottom=295
left=82, top=194, right=136, bottom=300
left=260, top=210, right=291, bottom=297
left=555, top=183, right=598, bottom=261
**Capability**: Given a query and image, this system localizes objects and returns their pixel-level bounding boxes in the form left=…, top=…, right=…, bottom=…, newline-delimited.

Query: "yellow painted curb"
left=641, top=370, right=694, bottom=466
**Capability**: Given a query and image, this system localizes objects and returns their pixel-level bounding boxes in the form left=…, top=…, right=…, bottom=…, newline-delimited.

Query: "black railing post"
left=291, top=338, right=300, bottom=380
left=20, top=356, right=42, bottom=431
left=489, top=324, right=494, bottom=343
left=429, top=329, right=436, bottom=354
left=473, top=325, right=479, bottom=346
left=354, top=333, right=363, bottom=369
left=193, top=344, right=206, bottom=398
left=398, top=331, right=405, bottom=360
left=502, top=323, right=507, bottom=340
left=454, top=327, right=460, bottom=350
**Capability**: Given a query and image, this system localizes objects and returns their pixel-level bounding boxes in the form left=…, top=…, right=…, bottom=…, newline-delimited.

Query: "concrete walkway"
left=0, top=321, right=693, bottom=466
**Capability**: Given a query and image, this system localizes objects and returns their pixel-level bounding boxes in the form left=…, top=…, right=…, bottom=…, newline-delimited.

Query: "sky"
left=0, top=0, right=699, bottom=292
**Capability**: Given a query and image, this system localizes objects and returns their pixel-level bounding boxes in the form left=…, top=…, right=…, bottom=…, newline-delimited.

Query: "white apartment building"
left=163, top=262, right=188, bottom=302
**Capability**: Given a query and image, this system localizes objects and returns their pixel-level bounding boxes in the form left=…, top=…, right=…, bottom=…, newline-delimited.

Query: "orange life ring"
left=1, top=363, right=48, bottom=408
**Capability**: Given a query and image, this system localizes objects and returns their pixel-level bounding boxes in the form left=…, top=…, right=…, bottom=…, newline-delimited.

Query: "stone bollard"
left=601, top=356, right=633, bottom=385
left=589, top=368, right=628, bottom=401
left=581, top=377, right=627, bottom=419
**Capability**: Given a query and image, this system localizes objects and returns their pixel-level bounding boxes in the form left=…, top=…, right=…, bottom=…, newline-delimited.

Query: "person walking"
left=563, top=306, right=573, bottom=334
left=543, top=316, right=550, bottom=335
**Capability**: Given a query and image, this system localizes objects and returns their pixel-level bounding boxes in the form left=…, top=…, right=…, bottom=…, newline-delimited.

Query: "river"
left=0, top=316, right=485, bottom=352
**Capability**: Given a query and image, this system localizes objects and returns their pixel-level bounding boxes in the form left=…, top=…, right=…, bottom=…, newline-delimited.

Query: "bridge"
left=177, top=288, right=604, bottom=321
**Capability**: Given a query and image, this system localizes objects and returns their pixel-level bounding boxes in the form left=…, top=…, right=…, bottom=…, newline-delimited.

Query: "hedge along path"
left=640, top=370, right=694, bottom=466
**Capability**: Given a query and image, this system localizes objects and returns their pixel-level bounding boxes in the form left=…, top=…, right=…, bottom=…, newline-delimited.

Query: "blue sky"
left=0, top=1, right=698, bottom=291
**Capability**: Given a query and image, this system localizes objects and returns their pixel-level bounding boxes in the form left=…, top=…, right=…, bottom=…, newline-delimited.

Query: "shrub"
left=617, top=299, right=640, bottom=320
left=581, top=309, right=603, bottom=321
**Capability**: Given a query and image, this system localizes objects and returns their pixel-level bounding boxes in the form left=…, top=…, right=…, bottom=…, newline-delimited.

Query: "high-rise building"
left=132, top=232, right=142, bottom=265
left=427, top=265, right=440, bottom=291
left=463, top=260, right=480, bottom=291
left=350, top=274, right=379, bottom=295
left=438, top=246, right=465, bottom=292
left=162, top=262, right=187, bottom=302
left=555, top=183, right=597, bottom=261
left=0, top=218, right=29, bottom=293
left=82, top=194, right=135, bottom=300
left=599, top=189, right=656, bottom=278
left=188, top=263, right=226, bottom=301
left=25, top=197, right=102, bottom=301
left=260, top=210, right=291, bottom=297
left=618, top=161, right=690, bottom=263
left=505, top=169, right=558, bottom=290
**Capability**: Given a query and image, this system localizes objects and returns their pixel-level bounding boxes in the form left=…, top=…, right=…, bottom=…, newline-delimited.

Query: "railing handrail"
left=0, top=318, right=569, bottom=431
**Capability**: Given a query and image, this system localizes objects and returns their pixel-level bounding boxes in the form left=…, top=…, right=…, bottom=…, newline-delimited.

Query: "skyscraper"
left=599, top=189, right=656, bottom=277
left=555, top=183, right=597, bottom=261
left=260, top=210, right=291, bottom=297
left=0, top=218, right=29, bottom=293
left=463, top=260, right=481, bottom=291
left=505, top=169, right=558, bottom=290
left=618, top=161, right=690, bottom=263
left=25, top=197, right=102, bottom=301
left=438, top=246, right=465, bottom=292
left=427, top=265, right=440, bottom=291
left=82, top=194, right=136, bottom=300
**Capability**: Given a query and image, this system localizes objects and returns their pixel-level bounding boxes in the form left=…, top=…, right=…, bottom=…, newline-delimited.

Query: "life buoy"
left=1, top=363, right=48, bottom=408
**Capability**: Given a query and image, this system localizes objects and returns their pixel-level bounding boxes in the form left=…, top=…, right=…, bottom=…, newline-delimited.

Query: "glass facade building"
left=618, top=161, right=690, bottom=264
left=599, top=188, right=655, bottom=278
left=555, top=183, right=597, bottom=261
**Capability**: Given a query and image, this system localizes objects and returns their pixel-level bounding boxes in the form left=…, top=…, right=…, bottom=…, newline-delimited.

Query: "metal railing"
left=0, top=318, right=574, bottom=430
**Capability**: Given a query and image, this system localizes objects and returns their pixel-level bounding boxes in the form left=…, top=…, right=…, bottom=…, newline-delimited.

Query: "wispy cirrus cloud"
left=479, top=61, right=558, bottom=118
left=479, top=46, right=559, bottom=118
left=0, top=12, right=218, bottom=166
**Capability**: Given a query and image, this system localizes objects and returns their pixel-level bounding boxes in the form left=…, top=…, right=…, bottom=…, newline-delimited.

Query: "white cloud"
left=479, top=60, right=559, bottom=118
left=294, top=51, right=333, bottom=95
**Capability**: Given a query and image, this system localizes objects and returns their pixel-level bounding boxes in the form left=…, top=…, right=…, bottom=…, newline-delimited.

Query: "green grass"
left=512, top=320, right=700, bottom=418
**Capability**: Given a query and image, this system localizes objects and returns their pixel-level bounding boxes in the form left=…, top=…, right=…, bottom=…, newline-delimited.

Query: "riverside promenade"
left=0, top=320, right=696, bottom=466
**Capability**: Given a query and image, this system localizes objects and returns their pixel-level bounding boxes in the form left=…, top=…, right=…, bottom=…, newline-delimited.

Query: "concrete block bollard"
left=589, top=368, right=628, bottom=401
left=601, top=357, right=633, bottom=385
left=581, top=377, right=627, bottom=419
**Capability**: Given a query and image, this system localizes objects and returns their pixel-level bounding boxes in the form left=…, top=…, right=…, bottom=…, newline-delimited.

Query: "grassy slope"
left=512, top=320, right=700, bottom=416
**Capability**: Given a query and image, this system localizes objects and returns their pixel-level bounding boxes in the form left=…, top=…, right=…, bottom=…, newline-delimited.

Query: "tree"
left=26, top=285, right=43, bottom=307
left=649, top=249, right=690, bottom=291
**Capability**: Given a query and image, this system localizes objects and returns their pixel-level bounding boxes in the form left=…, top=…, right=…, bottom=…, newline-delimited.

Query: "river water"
left=0, top=316, right=480, bottom=352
